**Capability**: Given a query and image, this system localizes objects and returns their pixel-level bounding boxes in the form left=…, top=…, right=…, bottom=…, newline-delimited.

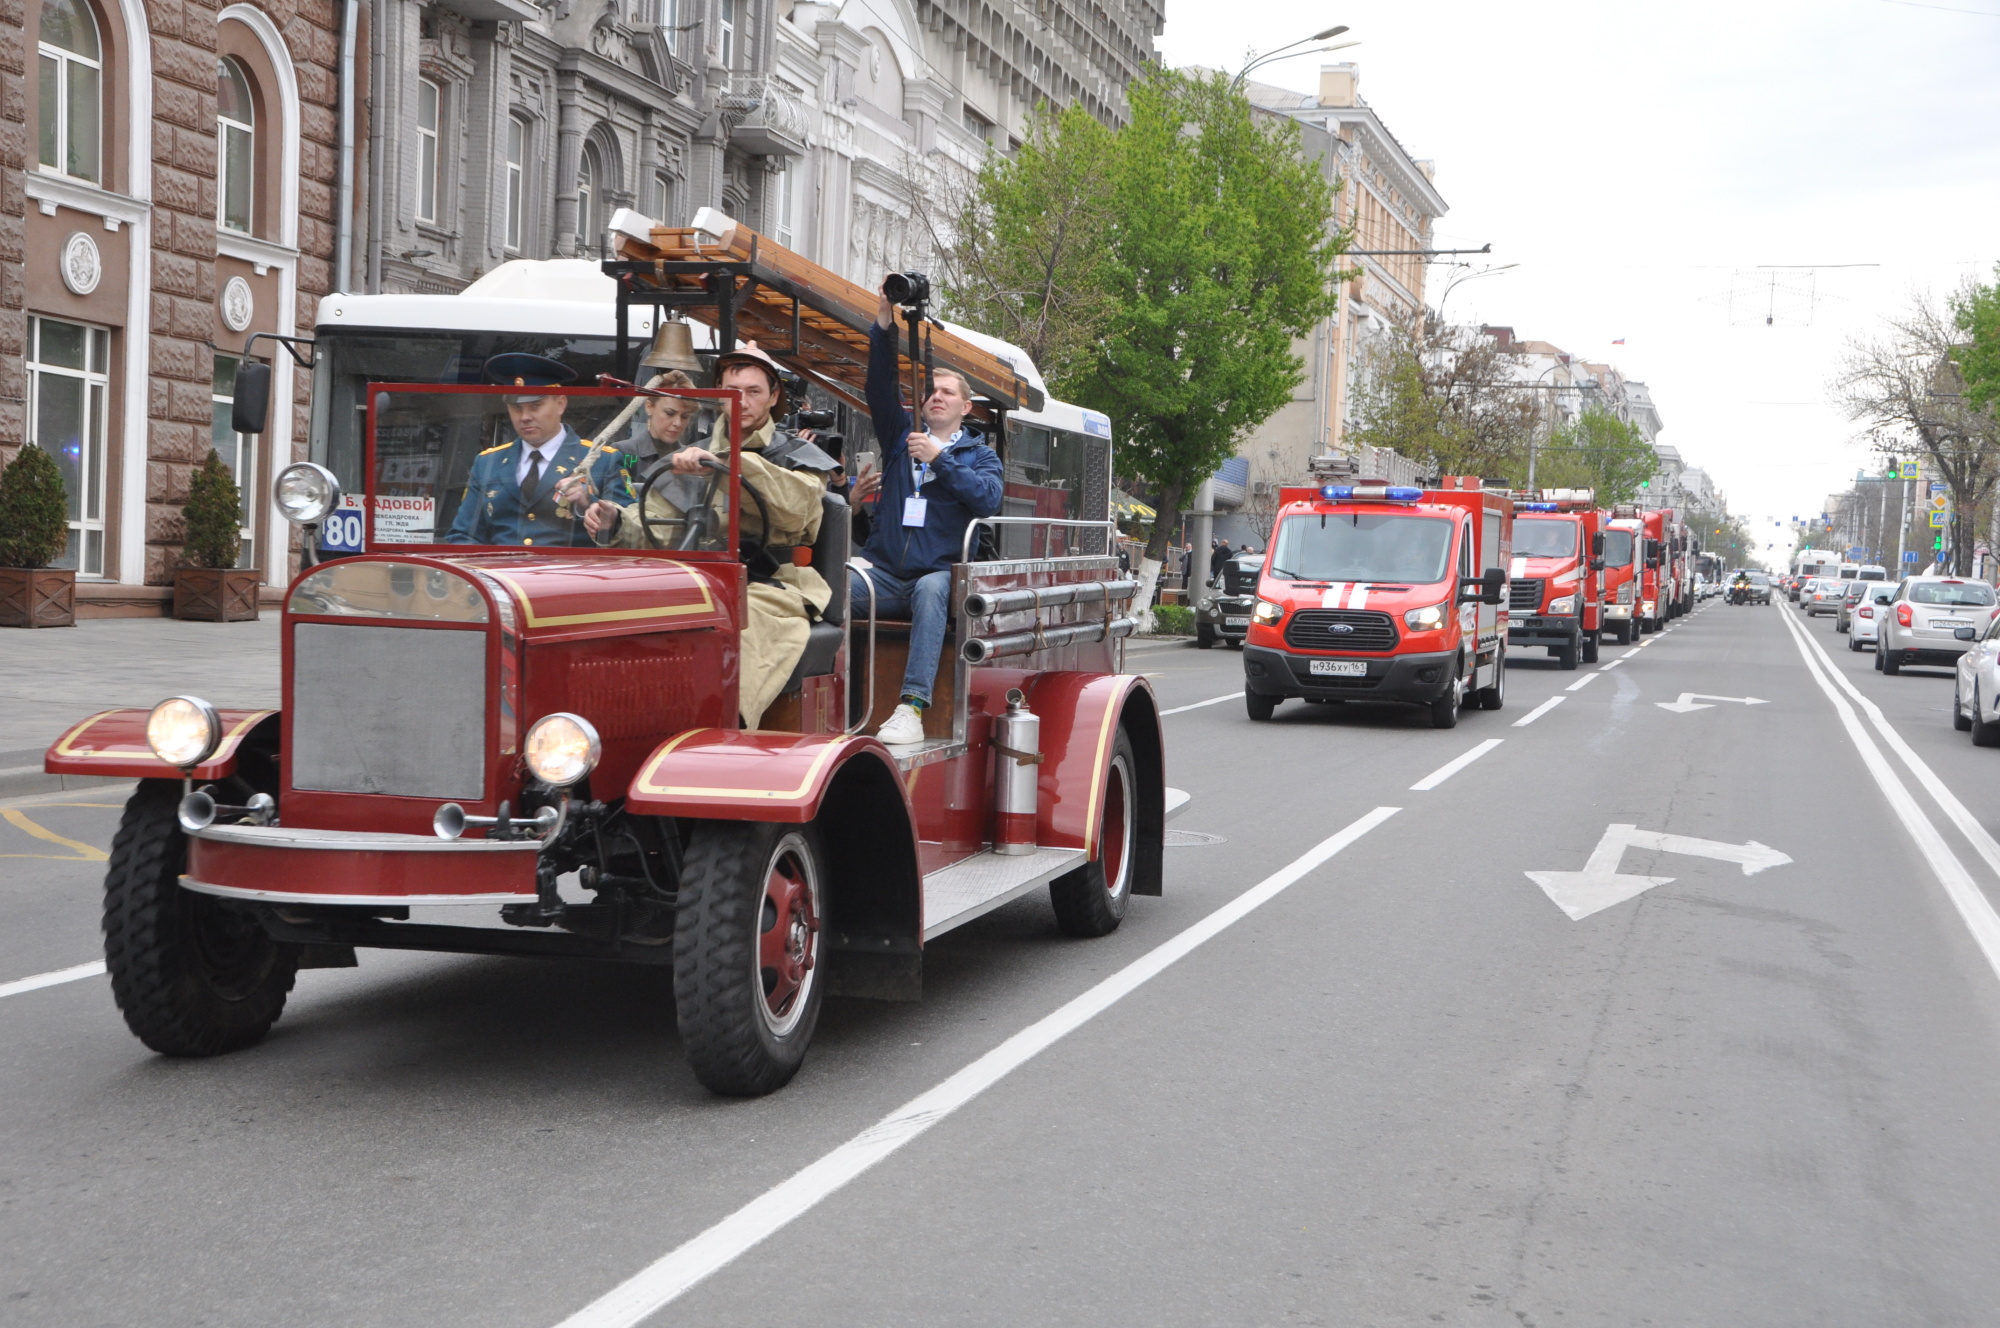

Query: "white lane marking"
left=1788, top=613, right=2000, bottom=887
left=1513, top=696, right=1566, bottom=727
left=1410, top=738, right=1504, bottom=791
left=550, top=806, right=1404, bottom=1328
left=1655, top=692, right=1768, bottom=714
left=1600, top=658, right=1625, bottom=670
left=0, top=960, right=106, bottom=1001
left=1566, top=672, right=1601, bottom=692
left=1775, top=605, right=2000, bottom=982
left=1527, top=823, right=1792, bottom=920
left=1159, top=693, right=1239, bottom=717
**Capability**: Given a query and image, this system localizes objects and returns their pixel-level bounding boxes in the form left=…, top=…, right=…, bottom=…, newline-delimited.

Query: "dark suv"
left=1196, top=554, right=1263, bottom=649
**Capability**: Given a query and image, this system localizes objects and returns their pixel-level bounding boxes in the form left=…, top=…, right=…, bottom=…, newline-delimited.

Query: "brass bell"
left=641, top=318, right=702, bottom=373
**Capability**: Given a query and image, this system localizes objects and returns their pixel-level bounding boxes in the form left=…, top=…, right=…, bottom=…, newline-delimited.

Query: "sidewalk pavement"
left=1, top=617, right=280, bottom=797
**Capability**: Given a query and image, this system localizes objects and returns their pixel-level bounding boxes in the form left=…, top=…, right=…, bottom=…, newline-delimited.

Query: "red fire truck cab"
left=1240, top=477, right=1511, bottom=728
left=1600, top=510, right=1643, bottom=643
left=1505, top=490, right=1605, bottom=670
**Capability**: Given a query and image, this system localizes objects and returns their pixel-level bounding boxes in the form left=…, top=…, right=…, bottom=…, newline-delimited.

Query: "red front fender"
left=625, top=728, right=907, bottom=824
left=45, top=708, right=276, bottom=781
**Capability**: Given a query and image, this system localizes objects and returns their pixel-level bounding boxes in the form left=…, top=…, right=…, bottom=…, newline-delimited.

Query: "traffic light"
left=1935, top=535, right=1946, bottom=551
left=1886, top=459, right=1900, bottom=480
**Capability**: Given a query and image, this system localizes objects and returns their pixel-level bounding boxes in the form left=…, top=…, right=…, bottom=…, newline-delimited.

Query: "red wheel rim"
left=757, top=845, right=819, bottom=1033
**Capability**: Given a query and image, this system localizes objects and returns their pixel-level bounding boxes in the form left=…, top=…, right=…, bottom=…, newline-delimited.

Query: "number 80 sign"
left=320, top=495, right=365, bottom=554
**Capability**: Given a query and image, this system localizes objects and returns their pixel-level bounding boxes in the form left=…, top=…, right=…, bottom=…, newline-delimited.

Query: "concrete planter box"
left=0, top=566, right=77, bottom=627
left=173, top=567, right=262, bottom=622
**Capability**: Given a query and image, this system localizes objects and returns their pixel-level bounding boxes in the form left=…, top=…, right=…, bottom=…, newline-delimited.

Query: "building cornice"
left=217, top=230, right=300, bottom=276
left=25, top=172, right=149, bottom=229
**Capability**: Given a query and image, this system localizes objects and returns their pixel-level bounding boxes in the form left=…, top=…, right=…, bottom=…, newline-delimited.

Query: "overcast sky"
left=1157, top=0, right=2000, bottom=564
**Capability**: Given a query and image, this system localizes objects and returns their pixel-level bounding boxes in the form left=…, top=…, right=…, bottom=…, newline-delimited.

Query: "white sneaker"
left=876, top=703, right=927, bottom=745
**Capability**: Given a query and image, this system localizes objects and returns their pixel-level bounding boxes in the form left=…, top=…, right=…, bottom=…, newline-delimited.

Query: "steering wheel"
left=634, top=451, right=776, bottom=568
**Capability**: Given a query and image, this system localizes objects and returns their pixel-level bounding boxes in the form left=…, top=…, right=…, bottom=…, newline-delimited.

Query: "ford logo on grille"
left=1328, top=622, right=1355, bottom=633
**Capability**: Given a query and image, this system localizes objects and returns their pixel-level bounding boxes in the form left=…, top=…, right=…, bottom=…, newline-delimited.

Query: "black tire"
left=1050, top=729, right=1137, bottom=938
left=1474, top=648, right=1506, bottom=710
left=1245, top=686, right=1278, bottom=721
left=1883, top=646, right=1902, bottom=676
left=1613, top=620, right=1631, bottom=644
left=673, top=819, right=828, bottom=1096
left=1582, top=632, right=1600, bottom=664
left=1954, top=677, right=1974, bottom=731
left=1849, top=634, right=1864, bottom=652
left=1973, top=684, right=2000, bottom=748
left=1556, top=639, right=1579, bottom=671
left=1874, top=644, right=1885, bottom=671
left=102, top=779, right=299, bottom=1056
left=1195, top=624, right=1216, bottom=649
left=1429, top=659, right=1464, bottom=729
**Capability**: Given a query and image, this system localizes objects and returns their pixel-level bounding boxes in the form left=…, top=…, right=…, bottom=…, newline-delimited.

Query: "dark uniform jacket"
left=445, top=427, right=631, bottom=546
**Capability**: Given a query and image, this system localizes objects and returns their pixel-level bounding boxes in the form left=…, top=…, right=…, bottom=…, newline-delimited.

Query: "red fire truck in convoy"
left=1505, top=489, right=1604, bottom=670
left=1628, top=507, right=1672, bottom=634
left=43, top=214, right=1169, bottom=1097
left=1240, top=475, right=1511, bottom=728
left=1599, top=510, right=1643, bottom=644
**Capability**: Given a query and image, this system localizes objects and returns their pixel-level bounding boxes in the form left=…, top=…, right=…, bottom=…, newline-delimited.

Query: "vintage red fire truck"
left=1505, top=489, right=1604, bottom=670
left=44, top=219, right=1168, bottom=1097
left=1240, top=475, right=1511, bottom=728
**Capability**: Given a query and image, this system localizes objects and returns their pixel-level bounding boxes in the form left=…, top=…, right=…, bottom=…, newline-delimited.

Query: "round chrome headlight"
left=147, top=695, right=222, bottom=768
left=523, top=712, right=601, bottom=787
left=273, top=462, right=341, bottom=525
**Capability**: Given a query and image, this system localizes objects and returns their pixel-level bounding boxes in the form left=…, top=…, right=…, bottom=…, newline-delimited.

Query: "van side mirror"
left=231, top=361, right=272, bottom=435
left=1590, top=532, right=1606, bottom=557
left=1589, top=557, right=1605, bottom=571
left=1459, top=567, right=1506, bottom=605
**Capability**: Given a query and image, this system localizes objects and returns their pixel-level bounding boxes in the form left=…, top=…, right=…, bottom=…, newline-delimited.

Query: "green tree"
left=1533, top=409, right=1658, bottom=506
left=0, top=443, right=70, bottom=568
left=1954, top=267, right=2000, bottom=416
left=928, top=104, right=1119, bottom=397
left=1345, top=316, right=1541, bottom=480
left=1076, top=67, right=1343, bottom=609
left=182, top=449, right=243, bottom=569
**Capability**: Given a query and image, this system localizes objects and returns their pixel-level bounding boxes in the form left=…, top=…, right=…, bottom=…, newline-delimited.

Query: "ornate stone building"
left=0, top=0, right=342, bottom=610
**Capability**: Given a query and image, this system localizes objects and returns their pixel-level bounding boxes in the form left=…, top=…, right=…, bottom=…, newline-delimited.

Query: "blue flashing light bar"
left=1320, top=484, right=1425, bottom=502
left=1518, top=502, right=1562, bottom=512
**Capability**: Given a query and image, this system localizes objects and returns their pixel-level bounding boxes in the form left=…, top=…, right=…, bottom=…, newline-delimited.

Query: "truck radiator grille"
left=1509, top=578, right=1544, bottom=613
left=1284, top=609, right=1398, bottom=652
left=291, top=622, right=489, bottom=799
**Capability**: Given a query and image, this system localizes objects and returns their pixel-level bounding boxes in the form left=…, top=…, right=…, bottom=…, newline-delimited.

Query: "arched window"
left=577, top=142, right=601, bottom=254
left=217, top=57, right=254, bottom=233
left=37, top=0, right=101, bottom=183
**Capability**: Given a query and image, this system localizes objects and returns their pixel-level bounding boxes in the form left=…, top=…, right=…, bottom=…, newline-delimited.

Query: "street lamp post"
left=1231, top=25, right=1359, bottom=91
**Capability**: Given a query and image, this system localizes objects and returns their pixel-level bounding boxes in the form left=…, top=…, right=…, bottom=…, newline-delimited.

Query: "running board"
left=922, top=846, right=1087, bottom=941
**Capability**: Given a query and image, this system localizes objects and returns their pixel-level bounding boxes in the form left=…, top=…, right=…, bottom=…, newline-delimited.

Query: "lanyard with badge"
left=904, top=430, right=958, bottom=528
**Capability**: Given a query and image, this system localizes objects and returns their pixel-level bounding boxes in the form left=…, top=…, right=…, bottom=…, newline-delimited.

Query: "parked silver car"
left=1877, top=576, right=2000, bottom=675
left=1953, top=614, right=2000, bottom=744
left=1848, top=583, right=1895, bottom=651
left=1834, top=579, right=1869, bottom=632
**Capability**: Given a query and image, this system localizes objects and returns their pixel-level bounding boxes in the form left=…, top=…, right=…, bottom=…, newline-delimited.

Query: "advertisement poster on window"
left=372, top=496, right=436, bottom=543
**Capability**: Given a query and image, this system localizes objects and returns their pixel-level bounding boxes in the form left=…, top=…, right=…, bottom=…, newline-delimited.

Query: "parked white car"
left=1848, top=583, right=1895, bottom=651
left=1803, top=578, right=1847, bottom=617
left=1953, top=614, right=2000, bottom=745
left=1877, top=576, right=2000, bottom=675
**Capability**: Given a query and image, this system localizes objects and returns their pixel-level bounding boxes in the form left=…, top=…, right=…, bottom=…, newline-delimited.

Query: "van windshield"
left=1601, top=530, right=1634, bottom=568
left=1269, top=513, right=1454, bottom=584
left=1512, top=517, right=1577, bottom=559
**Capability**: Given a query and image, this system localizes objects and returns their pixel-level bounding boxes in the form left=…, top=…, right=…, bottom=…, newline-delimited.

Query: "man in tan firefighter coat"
left=578, top=345, right=836, bottom=729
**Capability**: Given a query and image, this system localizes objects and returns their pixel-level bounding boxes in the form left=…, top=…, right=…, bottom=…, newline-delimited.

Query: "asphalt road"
left=7, top=600, right=2000, bottom=1326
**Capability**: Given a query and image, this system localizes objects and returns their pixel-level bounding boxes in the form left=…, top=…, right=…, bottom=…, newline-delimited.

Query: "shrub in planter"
left=0, top=443, right=76, bottom=627
left=173, top=450, right=259, bottom=621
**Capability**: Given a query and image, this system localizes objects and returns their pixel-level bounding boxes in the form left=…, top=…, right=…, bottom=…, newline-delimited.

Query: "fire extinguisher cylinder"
left=992, top=687, right=1041, bottom=855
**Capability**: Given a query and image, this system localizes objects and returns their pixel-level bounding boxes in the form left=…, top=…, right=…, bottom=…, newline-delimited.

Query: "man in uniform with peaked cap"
left=445, top=353, right=631, bottom=546
left=581, top=342, right=840, bottom=729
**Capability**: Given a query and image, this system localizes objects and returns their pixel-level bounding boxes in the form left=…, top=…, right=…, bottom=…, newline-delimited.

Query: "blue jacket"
left=445, top=428, right=631, bottom=547
left=860, top=322, right=1005, bottom=577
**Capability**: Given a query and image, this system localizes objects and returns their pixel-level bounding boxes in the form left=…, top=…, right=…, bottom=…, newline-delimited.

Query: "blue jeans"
left=850, top=567, right=951, bottom=706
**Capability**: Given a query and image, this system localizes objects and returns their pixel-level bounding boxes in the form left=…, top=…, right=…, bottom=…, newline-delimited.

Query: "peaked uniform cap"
left=484, top=353, right=579, bottom=402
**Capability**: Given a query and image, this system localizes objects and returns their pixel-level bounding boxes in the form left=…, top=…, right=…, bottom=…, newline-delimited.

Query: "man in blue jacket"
left=850, top=281, right=1005, bottom=745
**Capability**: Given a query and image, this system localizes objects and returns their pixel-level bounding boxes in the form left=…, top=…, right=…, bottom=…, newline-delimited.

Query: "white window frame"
left=576, top=143, right=599, bottom=254
left=718, top=0, right=735, bottom=69
left=217, top=56, right=254, bottom=235
left=416, top=78, right=440, bottom=224
left=773, top=161, right=795, bottom=248
left=27, top=315, right=111, bottom=577
left=37, top=0, right=102, bottom=184
left=210, top=353, right=258, bottom=571
left=505, top=116, right=527, bottom=252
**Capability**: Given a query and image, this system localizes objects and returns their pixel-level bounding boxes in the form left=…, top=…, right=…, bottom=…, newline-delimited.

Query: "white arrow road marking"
left=1526, top=822, right=1792, bottom=920
left=1655, top=692, right=1769, bottom=714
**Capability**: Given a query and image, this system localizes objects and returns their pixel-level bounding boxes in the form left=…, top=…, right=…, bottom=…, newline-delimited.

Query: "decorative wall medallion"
left=221, top=276, right=254, bottom=332
left=59, top=231, right=100, bottom=295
